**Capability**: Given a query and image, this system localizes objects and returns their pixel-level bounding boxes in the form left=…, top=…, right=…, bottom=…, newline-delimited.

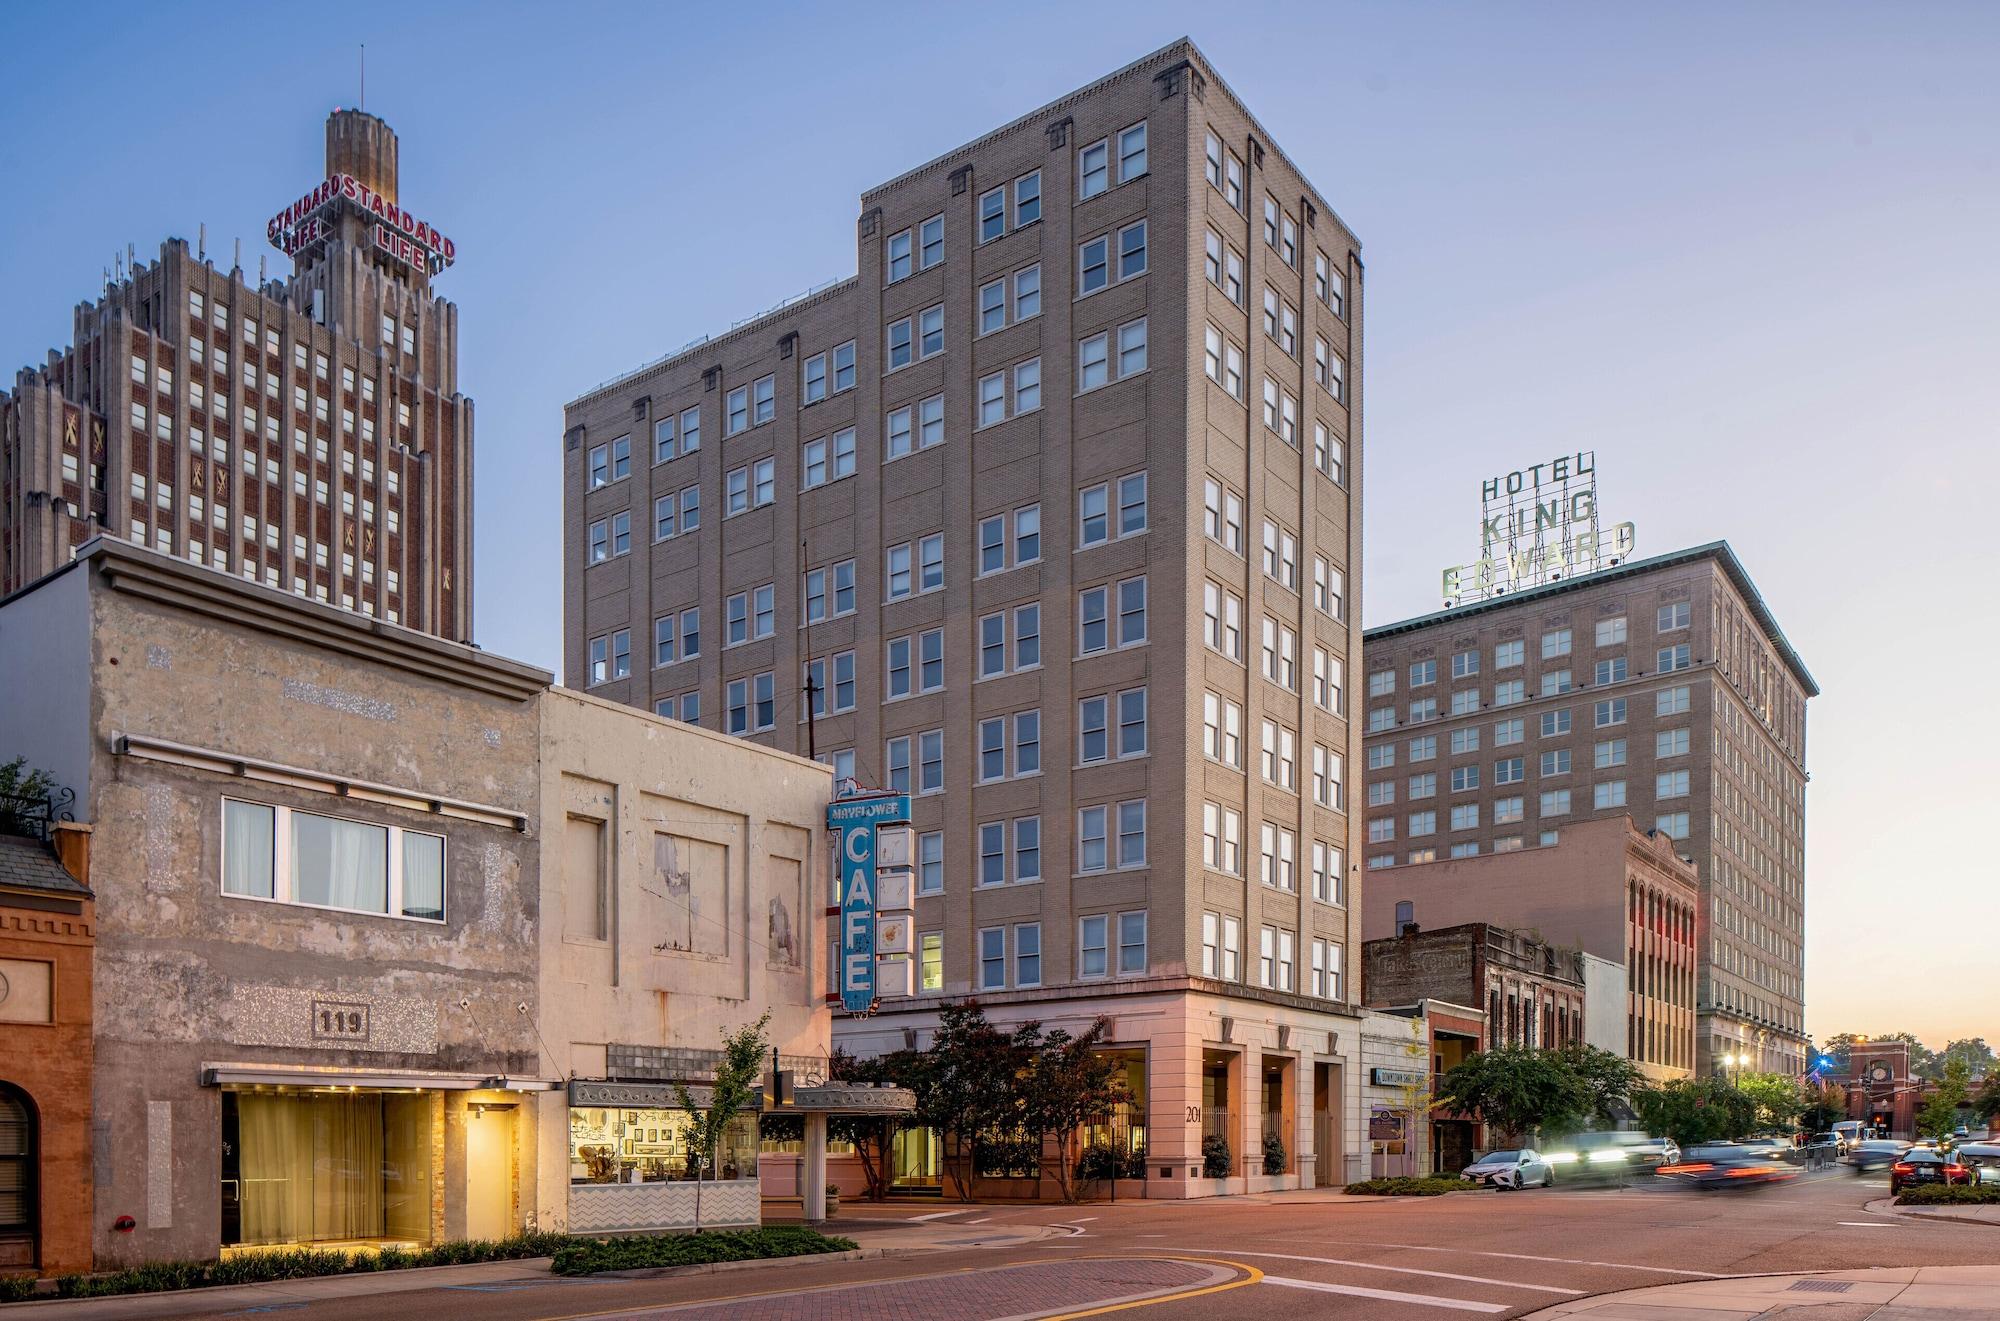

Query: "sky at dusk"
left=4, top=1, right=1996, bottom=1047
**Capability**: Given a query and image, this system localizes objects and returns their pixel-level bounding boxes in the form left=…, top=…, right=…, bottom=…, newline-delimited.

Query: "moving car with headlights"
left=1656, top=1142, right=1800, bottom=1189
left=1847, top=1138, right=1912, bottom=1172
left=1541, top=1131, right=1680, bottom=1179
left=1890, top=1150, right=1974, bottom=1195
left=1461, top=1149, right=1555, bottom=1189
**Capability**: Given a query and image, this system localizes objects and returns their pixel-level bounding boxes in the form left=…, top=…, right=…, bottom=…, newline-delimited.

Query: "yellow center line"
left=1042, top=1255, right=1266, bottom=1320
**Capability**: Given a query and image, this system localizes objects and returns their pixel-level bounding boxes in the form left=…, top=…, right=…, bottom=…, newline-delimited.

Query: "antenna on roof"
left=199, top=222, right=206, bottom=262
left=360, top=44, right=365, bottom=111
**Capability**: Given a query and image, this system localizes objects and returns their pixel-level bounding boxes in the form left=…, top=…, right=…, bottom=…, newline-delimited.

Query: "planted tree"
left=1430, top=1047, right=1591, bottom=1146
left=1554, top=1043, right=1642, bottom=1128
left=1801, top=1081, right=1849, bottom=1133
left=826, top=1045, right=921, bottom=1201
left=674, top=1012, right=770, bottom=1231
left=1917, top=1057, right=1972, bottom=1140
left=910, top=1002, right=1037, bottom=1200
left=1019, top=1018, right=1126, bottom=1203
left=1737, top=1073, right=1805, bottom=1131
left=1631, top=1078, right=1757, bottom=1148
left=1974, top=1073, right=2000, bottom=1126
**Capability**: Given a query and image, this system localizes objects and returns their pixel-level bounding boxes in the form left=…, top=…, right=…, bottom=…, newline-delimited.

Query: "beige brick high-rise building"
left=1, top=109, right=473, bottom=639
left=1361, top=542, right=1815, bottom=1076
left=562, top=40, right=1368, bottom=1194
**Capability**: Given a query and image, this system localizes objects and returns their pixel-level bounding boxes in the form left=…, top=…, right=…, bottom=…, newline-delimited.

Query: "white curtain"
left=237, top=1094, right=430, bottom=1247
left=293, top=813, right=387, bottom=911
left=401, top=833, right=444, bottom=921
left=223, top=801, right=275, bottom=898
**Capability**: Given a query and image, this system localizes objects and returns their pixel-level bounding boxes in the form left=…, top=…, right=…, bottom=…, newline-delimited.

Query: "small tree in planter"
left=674, top=1012, right=770, bottom=1232
left=1262, top=1131, right=1288, bottom=1176
left=1202, top=1133, right=1232, bottom=1178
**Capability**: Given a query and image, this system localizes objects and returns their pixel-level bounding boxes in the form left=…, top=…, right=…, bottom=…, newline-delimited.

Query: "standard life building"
left=1362, top=541, right=1816, bottom=1077
left=561, top=38, right=1368, bottom=1196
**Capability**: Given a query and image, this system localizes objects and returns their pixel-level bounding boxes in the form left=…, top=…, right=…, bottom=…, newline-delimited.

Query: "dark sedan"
left=1657, top=1142, right=1800, bottom=1189
left=1890, top=1150, right=1973, bottom=1195
left=1846, top=1139, right=1911, bottom=1172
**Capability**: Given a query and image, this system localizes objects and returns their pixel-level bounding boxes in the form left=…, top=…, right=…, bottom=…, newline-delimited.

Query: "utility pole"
left=800, top=536, right=819, bottom=760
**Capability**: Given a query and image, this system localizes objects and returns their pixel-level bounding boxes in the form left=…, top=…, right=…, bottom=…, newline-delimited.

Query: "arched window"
left=0, top=1084, right=35, bottom=1266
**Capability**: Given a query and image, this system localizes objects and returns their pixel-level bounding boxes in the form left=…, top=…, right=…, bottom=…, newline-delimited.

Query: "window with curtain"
left=220, top=798, right=447, bottom=923
left=228, top=1091, right=432, bottom=1247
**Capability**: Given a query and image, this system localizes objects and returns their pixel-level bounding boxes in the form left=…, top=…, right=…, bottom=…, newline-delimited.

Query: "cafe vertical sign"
left=1442, top=450, right=1637, bottom=605
left=828, top=793, right=910, bottom=1014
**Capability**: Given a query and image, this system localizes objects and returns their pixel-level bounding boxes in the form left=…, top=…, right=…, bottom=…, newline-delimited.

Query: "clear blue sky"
left=5, top=1, right=1996, bottom=1046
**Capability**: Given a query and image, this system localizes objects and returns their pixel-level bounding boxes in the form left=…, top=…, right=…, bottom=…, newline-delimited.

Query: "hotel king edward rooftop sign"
left=1441, top=451, right=1636, bottom=607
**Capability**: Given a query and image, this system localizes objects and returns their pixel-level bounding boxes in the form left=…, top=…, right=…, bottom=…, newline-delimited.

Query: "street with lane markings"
left=19, top=1170, right=1999, bottom=1321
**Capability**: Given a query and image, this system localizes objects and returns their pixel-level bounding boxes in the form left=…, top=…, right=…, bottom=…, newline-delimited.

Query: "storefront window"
left=222, top=1091, right=432, bottom=1248
left=569, top=1108, right=757, bottom=1184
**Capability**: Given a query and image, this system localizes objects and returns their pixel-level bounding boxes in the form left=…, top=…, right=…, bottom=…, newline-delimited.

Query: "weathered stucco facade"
left=530, top=688, right=833, bottom=1234
left=0, top=539, right=550, bottom=1266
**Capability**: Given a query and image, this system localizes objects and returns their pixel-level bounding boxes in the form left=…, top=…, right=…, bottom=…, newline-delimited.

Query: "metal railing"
left=0, top=784, right=75, bottom=843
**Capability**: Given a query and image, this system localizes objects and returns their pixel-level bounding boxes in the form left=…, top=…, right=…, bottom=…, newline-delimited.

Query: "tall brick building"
left=0, top=109, right=473, bottom=639
left=563, top=40, right=1369, bottom=1193
left=1362, top=542, right=1814, bottom=1076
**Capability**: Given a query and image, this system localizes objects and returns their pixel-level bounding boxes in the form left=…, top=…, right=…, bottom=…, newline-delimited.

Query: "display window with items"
left=568, top=1107, right=757, bottom=1184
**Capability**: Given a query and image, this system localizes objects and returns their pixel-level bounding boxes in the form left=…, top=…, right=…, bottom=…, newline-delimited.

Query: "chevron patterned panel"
left=568, top=1179, right=762, bottom=1233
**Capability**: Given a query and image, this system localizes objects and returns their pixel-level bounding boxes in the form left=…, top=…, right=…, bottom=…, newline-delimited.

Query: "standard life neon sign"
left=1441, top=451, right=1635, bottom=605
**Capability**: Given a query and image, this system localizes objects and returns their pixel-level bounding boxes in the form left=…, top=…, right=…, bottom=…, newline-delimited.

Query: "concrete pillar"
left=803, top=1113, right=827, bottom=1222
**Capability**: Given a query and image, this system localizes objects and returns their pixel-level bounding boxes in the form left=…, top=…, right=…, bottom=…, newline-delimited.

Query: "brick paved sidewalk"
left=1521, top=1264, right=2000, bottom=1318
left=581, top=1256, right=1235, bottom=1321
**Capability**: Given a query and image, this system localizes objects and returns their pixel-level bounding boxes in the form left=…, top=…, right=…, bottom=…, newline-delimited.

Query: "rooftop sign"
left=266, top=173, right=456, bottom=276
left=1441, top=451, right=1635, bottom=606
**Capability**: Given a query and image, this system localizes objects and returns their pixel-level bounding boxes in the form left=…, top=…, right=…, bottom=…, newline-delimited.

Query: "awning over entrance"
left=203, top=1064, right=562, bottom=1091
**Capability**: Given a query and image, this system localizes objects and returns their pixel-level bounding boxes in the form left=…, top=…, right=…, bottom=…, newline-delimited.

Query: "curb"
left=594, top=1247, right=876, bottom=1280
left=1863, top=1196, right=2000, bottom=1228
left=0, top=1256, right=556, bottom=1308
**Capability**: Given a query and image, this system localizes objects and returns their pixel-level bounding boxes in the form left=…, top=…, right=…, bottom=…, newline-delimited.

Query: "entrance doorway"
left=464, top=1104, right=516, bottom=1241
left=1313, top=1063, right=1342, bottom=1186
left=0, top=1084, right=35, bottom=1269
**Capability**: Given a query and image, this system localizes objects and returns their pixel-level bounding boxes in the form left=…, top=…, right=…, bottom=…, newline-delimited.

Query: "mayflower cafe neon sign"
left=266, top=174, right=456, bottom=277
left=1441, top=451, right=1636, bottom=606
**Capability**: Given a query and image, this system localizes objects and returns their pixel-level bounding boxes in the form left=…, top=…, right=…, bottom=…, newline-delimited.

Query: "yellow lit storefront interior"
left=222, top=1088, right=435, bottom=1253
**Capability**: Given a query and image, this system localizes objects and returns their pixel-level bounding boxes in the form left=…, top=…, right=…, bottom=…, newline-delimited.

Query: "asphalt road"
left=77, top=1171, right=2000, bottom=1321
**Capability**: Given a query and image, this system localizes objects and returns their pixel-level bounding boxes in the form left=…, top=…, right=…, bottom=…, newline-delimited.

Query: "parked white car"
left=1461, top=1148, right=1555, bottom=1189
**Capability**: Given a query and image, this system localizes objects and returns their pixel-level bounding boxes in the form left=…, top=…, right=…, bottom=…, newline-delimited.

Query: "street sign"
left=827, top=794, right=909, bottom=1014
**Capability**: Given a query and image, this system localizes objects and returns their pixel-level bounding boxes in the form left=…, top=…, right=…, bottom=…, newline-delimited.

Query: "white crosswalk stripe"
left=1260, top=1275, right=1509, bottom=1312
left=1156, top=1247, right=1584, bottom=1295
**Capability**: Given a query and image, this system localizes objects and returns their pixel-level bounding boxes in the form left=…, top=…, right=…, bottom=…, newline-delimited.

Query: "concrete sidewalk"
left=1522, top=1265, right=2000, bottom=1318
left=0, top=1219, right=1041, bottom=1321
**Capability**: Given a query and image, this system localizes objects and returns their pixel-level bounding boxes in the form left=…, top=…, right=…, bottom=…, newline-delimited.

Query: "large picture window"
left=223, top=798, right=447, bottom=923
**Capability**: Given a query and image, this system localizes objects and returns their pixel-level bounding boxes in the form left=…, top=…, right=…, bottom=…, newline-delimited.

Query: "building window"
left=801, top=427, right=857, bottom=489
left=1658, top=643, right=1692, bottom=673
left=1658, top=601, right=1691, bottom=632
left=222, top=797, right=446, bottom=922
left=1014, top=923, right=1042, bottom=988
left=1495, top=639, right=1525, bottom=668
left=1657, top=727, right=1690, bottom=757
left=1657, top=686, right=1691, bottom=715
left=805, top=651, right=858, bottom=716
left=979, top=926, right=1006, bottom=989
left=1203, top=479, right=1245, bottom=552
left=803, top=559, right=857, bottom=623
left=1596, top=697, right=1629, bottom=727
left=725, top=672, right=776, bottom=734
left=1593, top=780, right=1626, bottom=809
left=1657, top=769, right=1690, bottom=798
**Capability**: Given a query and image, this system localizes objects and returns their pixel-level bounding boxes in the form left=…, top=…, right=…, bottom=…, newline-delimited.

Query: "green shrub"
left=39, top=1232, right=573, bottom=1301
left=1344, top=1176, right=1468, bottom=1197
left=1202, top=1134, right=1232, bottom=1178
left=0, top=1276, right=38, bottom=1304
left=550, top=1227, right=856, bottom=1276
left=1896, top=1183, right=2000, bottom=1206
left=1262, top=1132, right=1288, bottom=1176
